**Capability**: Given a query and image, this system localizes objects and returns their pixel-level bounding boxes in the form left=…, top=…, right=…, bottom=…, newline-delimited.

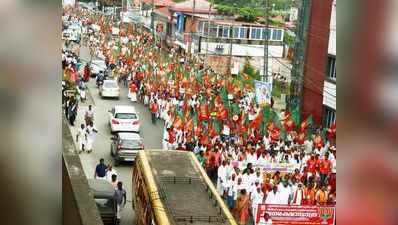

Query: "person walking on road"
left=68, top=96, right=78, bottom=126
left=106, top=164, right=118, bottom=182
left=114, top=181, right=127, bottom=224
left=84, top=105, right=94, bottom=126
left=76, top=124, right=86, bottom=154
left=150, top=100, right=159, bottom=125
left=85, top=121, right=98, bottom=153
left=110, top=174, right=118, bottom=188
left=94, top=158, right=107, bottom=180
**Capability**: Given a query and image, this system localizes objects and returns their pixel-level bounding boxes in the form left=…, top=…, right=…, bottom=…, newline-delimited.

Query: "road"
left=68, top=45, right=164, bottom=225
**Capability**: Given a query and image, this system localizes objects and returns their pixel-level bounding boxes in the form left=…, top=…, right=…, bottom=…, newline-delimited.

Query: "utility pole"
left=188, top=0, right=196, bottom=58
left=263, top=0, right=269, bottom=82
left=288, top=0, right=312, bottom=111
left=228, top=25, right=233, bottom=75
left=151, top=0, right=155, bottom=37
left=205, top=3, right=211, bottom=67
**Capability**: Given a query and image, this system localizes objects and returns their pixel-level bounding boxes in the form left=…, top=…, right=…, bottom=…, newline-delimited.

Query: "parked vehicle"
left=110, top=132, right=144, bottom=165
left=99, top=79, right=120, bottom=99
left=88, top=179, right=117, bottom=225
left=108, top=105, right=140, bottom=133
left=90, top=59, right=107, bottom=77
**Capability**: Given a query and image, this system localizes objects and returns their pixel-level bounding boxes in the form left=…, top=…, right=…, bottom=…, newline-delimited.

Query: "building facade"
left=300, top=0, right=335, bottom=127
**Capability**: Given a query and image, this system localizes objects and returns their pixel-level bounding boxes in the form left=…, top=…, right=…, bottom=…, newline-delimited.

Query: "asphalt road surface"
left=68, top=45, right=164, bottom=225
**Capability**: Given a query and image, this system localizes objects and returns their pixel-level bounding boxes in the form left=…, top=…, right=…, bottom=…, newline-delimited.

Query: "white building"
left=62, top=0, right=75, bottom=7
left=323, top=0, right=336, bottom=127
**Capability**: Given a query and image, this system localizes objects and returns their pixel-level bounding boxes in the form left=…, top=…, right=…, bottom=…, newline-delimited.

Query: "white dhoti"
left=130, top=92, right=137, bottom=102
left=77, top=138, right=86, bottom=152
left=144, top=95, right=149, bottom=105
left=86, top=138, right=94, bottom=151
left=162, top=140, right=168, bottom=150
left=216, top=179, right=224, bottom=195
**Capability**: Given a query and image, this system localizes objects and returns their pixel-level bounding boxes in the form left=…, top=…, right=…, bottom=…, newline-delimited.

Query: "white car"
left=108, top=105, right=140, bottom=133
left=90, top=59, right=107, bottom=77
left=100, top=80, right=120, bottom=98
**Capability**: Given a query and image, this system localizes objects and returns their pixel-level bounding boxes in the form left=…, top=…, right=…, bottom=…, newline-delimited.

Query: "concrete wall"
left=62, top=116, right=104, bottom=225
left=200, top=42, right=284, bottom=57
left=301, top=0, right=333, bottom=125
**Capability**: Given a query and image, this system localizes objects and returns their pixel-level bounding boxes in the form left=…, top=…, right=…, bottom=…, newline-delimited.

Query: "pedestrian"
left=217, top=160, right=228, bottom=196
left=94, top=158, right=107, bottom=180
left=110, top=174, right=118, bottom=188
left=85, top=121, right=98, bottom=153
left=234, top=189, right=250, bottom=225
left=265, top=185, right=281, bottom=204
left=83, top=63, right=90, bottom=82
left=106, top=164, right=118, bottom=182
left=315, top=185, right=328, bottom=205
left=68, top=96, right=78, bottom=126
left=258, top=213, right=273, bottom=225
left=150, top=100, right=158, bottom=124
left=84, top=105, right=94, bottom=126
left=128, top=80, right=138, bottom=102
left=251, top=186, right=264, bottom=219
left=76, top=124, right=86, bottom=154
left=114, top=181, right=127, bottom=224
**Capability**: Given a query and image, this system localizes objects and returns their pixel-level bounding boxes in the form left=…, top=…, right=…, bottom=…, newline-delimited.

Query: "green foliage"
left=241, top=58, right=261, bottom=81
left=238, top=7, right=262, bottom=22
left=284, top=31, right=295, bottom=47
left=215, top=5, right=236, bottom=15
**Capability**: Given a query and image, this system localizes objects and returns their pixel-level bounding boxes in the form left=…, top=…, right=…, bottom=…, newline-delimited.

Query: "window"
left=327, top=56, right=336, bottom=80
left=251, top=27, right=262, bottom=39
left=272, top=29, right=283, bottom=41
left=209, top=24, right=218, bottom=37
left=222, top=26, right=230, bottom=38
left=217, top=26, right=230, bottom=38
left=323, top=107, right=336, bottom=128
left=202, top=22, right=209, bottom=35
left=262, top=28, right=270, bottom=40
left=239, top=27, right=249, bottom=39
left=115, top=113, right=138, bottom=119
left=232, top=27, right=240, bottom=38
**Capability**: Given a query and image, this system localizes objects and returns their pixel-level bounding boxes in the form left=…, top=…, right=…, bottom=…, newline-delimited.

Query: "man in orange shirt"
left=320, top=152, right=332, bottom=186
left=306, top=154, right=317, bottom=179
left=303, top=182, right=316, bottom=205
left=150, top=100, right=158, bottom=125
left=315, top=185, right=328, bottom=205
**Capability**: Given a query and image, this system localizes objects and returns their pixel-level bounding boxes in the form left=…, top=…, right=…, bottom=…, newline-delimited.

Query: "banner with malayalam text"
left=256, top=204, right=336, bottom=225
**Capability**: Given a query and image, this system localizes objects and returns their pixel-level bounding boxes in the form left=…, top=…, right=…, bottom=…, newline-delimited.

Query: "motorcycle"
left=96, top=72, right=105, bottom=87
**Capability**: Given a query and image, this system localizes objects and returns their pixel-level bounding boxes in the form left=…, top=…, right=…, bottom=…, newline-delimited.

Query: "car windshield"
left=121, top=139, right=142, bottom=149
left=103, top=82, right=118, bottom=88
left=115, top=113, right=137, bottom=119
left=94, top=198, right=114, bottom=214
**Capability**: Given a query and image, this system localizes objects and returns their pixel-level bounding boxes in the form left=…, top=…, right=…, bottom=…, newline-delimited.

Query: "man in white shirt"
left=265, top=186, right=280, bottom=204
left=217, top=161, right=228, bottom=195
left=258, top=213, right=273, bottom=225
left=251, top=186, right=265, bottom=220
left=278, top=181, right=291, bottom=205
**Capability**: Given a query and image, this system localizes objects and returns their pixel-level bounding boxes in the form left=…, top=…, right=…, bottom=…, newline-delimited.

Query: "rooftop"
left=170, top=0, right=218, bottom=14
left=142, top=0, right=175, bottom=7
left=145, top=151, right=234, bottom=225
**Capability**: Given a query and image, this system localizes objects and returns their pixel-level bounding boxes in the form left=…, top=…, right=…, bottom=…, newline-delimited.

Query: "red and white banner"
left=256, top=204, right=336, bottom=225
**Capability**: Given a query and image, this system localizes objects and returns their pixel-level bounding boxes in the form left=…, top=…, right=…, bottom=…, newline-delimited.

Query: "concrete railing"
left=62, top=115, right=104, bottom=225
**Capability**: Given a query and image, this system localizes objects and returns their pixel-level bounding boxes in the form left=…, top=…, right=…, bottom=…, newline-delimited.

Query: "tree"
left=241, top=57, right=261, bottom=81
